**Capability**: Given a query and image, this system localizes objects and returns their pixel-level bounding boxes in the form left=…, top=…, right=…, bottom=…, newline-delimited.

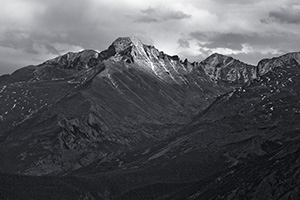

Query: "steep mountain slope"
left=0, top=37, right=252, bottom=175
left=1, top=51, right=300, bottom=199
left=94, top=52, right=300, bottom=199
left=4, top=37, right=300, bottom=200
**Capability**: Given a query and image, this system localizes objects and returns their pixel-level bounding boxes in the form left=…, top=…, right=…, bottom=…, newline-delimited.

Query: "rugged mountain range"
left=1, top=37, right=300, bottom=199
left=0, top=37, right=251, bottom=176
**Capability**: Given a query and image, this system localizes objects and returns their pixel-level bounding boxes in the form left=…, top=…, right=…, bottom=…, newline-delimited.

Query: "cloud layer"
left=268, top=5, right=300, bottom=24
left=134, top=7, right=191, bottom=23
left=0, top=0, right=299, bottom=74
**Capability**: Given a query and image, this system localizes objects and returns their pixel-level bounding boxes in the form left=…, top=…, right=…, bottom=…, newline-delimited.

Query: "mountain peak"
left=206, top=52, right=235, bottom=63
left=112, top=36, right=143, bottom=53
left=97, top=36, right=148, bottom=63
left=200, top=53, right=257, bottom=84
left=257, top=52, right=300, bottom=75
left=43, top=49, right=99, bottom=70
left=210, top=52, right=230, bottom=58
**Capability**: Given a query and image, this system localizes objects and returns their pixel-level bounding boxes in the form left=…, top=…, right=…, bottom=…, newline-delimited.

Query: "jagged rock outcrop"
left=44, top=49, right=100, bottom=70
left=200, top=53, right=257, bottom=84
left=257, top=52, right=300, bottom=75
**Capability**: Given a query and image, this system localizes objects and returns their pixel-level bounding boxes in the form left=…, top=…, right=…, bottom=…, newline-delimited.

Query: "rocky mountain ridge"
left=0, top=37, right=241, bottom=175
left=1, top=37, right=300, bottom=199
left=199, top=53, right=257, bottom=84
left=68, top=49, right=300, bottom=200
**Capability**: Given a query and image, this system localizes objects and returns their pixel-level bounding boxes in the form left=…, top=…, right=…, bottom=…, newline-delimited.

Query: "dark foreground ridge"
left=1, top=37, right=300, bottom=199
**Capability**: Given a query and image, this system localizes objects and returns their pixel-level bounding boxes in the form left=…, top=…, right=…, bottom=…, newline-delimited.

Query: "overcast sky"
left=0, top=0, right=300, bottom=75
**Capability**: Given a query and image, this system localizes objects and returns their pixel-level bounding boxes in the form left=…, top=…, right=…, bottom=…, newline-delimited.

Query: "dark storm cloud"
left=178, top=39, right=190, bottom=48
left=190, top=31, right=300, bottom=51
left=135, top=7, right=191, bottom=23
left=190, top=32, right=249, bottom=50
left=268, top=6, right=300, bottom=24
